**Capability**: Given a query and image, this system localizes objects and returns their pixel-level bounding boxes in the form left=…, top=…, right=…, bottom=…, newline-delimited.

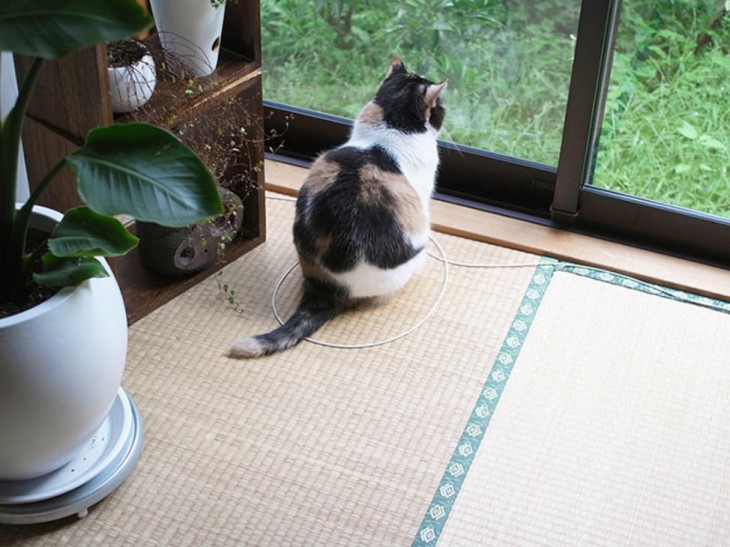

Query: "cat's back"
left=297, top=143, right=426, bottom=237
left=294, top=142, right=429, bottom=284
left=301, top=144, right=401, bottom=196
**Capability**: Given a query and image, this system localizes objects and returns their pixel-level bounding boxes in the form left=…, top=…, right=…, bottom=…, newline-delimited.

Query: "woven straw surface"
left=0, top=195, right=538, bottom=544
left=440, top=271, right=730, bottom=545
left=5, top=196, right=728, bottom=545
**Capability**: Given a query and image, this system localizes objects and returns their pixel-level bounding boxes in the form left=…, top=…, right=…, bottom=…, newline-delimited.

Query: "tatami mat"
left=421, top=268, right=730, bottom=546
left=3, top=195, right=729, bottom=545
left=0, top=195, right=538, bottom=544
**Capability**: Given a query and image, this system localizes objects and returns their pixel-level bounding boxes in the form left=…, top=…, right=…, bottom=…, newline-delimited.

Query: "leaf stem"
left=17, top=238, right=50, bottom=300
left=7, top=159, right=66, bottom=301
left=0, top=56, right=45, bottom=302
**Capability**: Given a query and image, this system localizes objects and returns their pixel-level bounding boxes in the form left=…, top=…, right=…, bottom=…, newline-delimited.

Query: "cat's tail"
left=229, top=290, right=340, bottom=358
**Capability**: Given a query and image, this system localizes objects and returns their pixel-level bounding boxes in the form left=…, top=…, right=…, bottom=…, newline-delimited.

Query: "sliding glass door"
left=262, top=1, right=579, bottom=163
left=593, top=0, right=729, bottom=219
left=261, top=0, right=729, bottom=266
left=555, top=0, right=730, bottom=265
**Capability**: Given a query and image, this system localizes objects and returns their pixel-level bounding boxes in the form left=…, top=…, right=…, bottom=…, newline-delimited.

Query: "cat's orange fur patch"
left=299, top=256, right=336, bottom=285
left=315, top=234, right=332, bottom=255
left=305, top=157, right=340, bottom=195
left=357, top=102, right=385, bottom=127
left=357, top=164, right=388, bottom=206
left=358, top=164, right=427, bottom=235
left=391, top=178, right=428, bottom=235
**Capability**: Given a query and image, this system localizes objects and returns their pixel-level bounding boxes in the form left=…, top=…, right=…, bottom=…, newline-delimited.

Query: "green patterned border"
left=557, top=264, right=730, bottom=315
left=413, top=258, right=729, bottom=545
left=413, top=258, right=558, bottom=545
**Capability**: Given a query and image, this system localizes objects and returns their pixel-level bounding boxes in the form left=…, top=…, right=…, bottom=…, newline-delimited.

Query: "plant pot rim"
left=1, top=205, right=83, bottom=328
left=107, top=38, right=151, bottom=68
left=107, top=51, right=154, bottom=73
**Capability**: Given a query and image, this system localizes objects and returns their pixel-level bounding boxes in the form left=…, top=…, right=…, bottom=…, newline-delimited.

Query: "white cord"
left=271, top=235, right=450, bottom=349
left=255, top=193, right=724, bottom=349
left=261, top=191, right=553, bottom=349
left=265, top=193, right=298, bottom=202
left=426, top=250, right=542, bottom=269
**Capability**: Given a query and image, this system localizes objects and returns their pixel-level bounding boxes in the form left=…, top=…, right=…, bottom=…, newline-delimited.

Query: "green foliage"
left=33, top=255, right=110, bottom=288
left=262, top=0, right=729, bottom=217
left=0, top=0, right=152, bottom=58
left=594, top=0, right=730, bottom=217
left=262, top=0, right=579, bottom=163
left=216, top=272, right=245, bottom=314
left=48, top=207, right=139, bottom=259
left=68, top=124, right=223, bottom=227
left=0, top=0, right=224, bottom=305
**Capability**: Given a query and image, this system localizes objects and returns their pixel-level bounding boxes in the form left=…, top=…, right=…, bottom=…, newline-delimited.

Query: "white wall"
left=0, top=51, right=30, bottom=202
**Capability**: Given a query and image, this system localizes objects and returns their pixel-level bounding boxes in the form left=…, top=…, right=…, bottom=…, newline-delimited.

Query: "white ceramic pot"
left=0, top=206, right=128, bottom=480
left=149, top=0, right=227, bottom=78
left=108, top=48, right=157, bottom=114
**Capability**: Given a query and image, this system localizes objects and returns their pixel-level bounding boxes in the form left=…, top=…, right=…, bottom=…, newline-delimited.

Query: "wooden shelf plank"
left=113, top=230, right=265, bottom=325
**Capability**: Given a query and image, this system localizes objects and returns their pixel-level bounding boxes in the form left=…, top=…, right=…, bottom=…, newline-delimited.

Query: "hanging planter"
left=107, top=39, right=157, bottom=114
left=149, top=0, right=227, bottom=77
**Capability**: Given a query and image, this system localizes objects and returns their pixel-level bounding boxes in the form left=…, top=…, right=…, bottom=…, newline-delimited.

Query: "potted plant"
left=107, top=38, right=157, bottom=114
left=149, top=0, right=228, bottom=77
left=0, top=0, right=223, bottom=481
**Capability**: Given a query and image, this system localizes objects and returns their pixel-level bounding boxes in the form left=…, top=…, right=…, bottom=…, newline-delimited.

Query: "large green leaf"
left=67, top=123, right=224, bottom=228
left=48, top=206, right=139, bottom=258
left=0, top=0, right=151, bottom=59
left=34, top=254, right=108, bottom=287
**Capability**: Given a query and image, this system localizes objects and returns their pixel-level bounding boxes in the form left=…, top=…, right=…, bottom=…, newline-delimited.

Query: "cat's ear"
left=424, top=80, right=448, bottom=108
left=385, top=56, right=407, bottom=79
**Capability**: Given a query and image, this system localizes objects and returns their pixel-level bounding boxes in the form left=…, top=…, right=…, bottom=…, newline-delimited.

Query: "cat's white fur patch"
left=332, top=249, right=427, bottom=299
left=349, top=111, right=440, bottom=211
left=338, top=106, right=439, bottom=299
left=229, top=337, right=265, bottom=358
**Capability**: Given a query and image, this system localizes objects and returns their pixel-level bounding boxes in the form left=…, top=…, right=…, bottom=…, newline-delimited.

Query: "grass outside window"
left=261, top=0, right=729, bottom=218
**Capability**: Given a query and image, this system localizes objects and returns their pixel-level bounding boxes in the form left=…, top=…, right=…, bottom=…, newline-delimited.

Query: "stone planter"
left=137, top=187, right=243, bottom=276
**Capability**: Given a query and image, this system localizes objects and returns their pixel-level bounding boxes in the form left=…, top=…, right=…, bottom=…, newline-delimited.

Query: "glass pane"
left=593, top=1, right=730, bottom=218
left=261, top=1, right=580, bottom=166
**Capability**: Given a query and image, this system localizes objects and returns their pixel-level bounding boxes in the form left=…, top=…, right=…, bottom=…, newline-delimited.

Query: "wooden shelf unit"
left=17, top=0, right=266, bottom=325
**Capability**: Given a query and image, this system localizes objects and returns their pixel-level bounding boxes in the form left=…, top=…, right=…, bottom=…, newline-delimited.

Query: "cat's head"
left=363, top=57, right=447, bottom=135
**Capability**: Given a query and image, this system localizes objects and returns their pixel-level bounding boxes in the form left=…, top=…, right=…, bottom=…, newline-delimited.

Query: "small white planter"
left=0, top=206, right=128, bottom=481
left=150, top=0, right=227, bottom=78
left=108, top=44, right=157, bottom=114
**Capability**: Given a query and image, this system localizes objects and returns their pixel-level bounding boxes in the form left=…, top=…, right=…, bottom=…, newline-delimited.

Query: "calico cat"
left=229, top=57, right=446, bottom=358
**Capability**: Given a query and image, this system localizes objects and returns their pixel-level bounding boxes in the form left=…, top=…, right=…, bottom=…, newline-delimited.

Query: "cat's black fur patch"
left=294, top=146, right=421, bottom=273
left=251, top=287, right=340, bottom=355
left=326, top=145, right=400, bottom=173
left=430, top=103, right=446, bottom=131
left=292, top=188, right=319, bottom=258
left=375, top=72, right=440, bottom=134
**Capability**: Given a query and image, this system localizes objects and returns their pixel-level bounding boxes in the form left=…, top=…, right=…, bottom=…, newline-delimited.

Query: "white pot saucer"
left=0, top=389, right=143, bottom=524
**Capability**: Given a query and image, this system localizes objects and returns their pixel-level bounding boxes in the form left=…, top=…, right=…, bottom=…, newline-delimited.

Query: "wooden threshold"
left=265, top=159, right=730, bottom=302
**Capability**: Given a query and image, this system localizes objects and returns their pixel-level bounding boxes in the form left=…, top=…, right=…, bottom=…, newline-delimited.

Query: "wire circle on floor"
left=270, top=235, right=451, bottom=349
